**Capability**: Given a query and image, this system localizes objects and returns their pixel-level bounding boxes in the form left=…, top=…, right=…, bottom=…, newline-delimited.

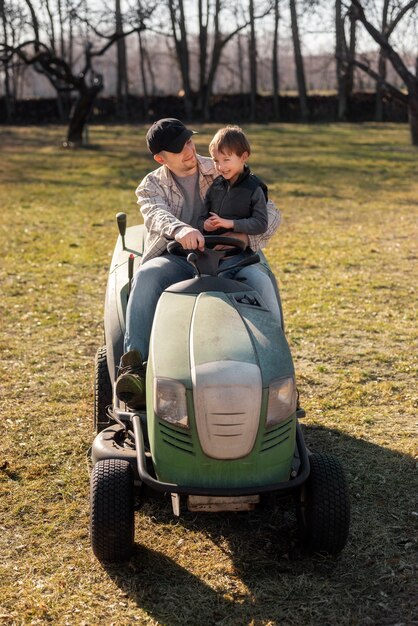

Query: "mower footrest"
left=187, top=494, right=260, bottom=512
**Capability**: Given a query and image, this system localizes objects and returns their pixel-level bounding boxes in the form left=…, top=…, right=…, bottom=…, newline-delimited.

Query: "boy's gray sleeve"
left=232, top=186, right=268, bottom=235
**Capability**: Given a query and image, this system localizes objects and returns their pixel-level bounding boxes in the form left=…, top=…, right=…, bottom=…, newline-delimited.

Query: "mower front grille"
left=260, top=418, right=293, bottom=452
left=159, top=422, right=195, bottom=455
left=193, top=361, right=262, bottom=460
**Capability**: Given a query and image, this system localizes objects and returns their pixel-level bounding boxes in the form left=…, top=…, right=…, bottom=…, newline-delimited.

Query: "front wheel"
left=297, top=453, right=350, bottom=555
left=90, top=459, right=135, bottom=563
left=94, top=345, right=113, bottom=433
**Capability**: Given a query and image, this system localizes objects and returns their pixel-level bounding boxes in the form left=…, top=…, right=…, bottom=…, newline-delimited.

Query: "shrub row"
left=0, top=92, right=407, bottom=125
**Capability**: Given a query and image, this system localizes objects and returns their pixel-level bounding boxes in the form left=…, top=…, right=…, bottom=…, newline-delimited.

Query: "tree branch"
left=350, top=0, right=416, bottom=87
left=349, top=55, right=408, bottom=104
left=386, top=0, right=418, bottom=38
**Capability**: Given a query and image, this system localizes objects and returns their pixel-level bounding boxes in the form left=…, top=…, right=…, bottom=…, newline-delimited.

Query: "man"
left=116, top=118, right=281, bottom=409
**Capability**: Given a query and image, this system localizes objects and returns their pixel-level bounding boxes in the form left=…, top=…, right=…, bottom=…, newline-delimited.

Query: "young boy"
left=198, top=125, right=268, bottom=237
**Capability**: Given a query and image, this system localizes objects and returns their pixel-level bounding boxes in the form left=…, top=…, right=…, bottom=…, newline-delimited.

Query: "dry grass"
left=0, top=123, right=417, bottom=626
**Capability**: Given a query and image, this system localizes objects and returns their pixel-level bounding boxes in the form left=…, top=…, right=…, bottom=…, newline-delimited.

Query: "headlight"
left=154, top=377, right=188, bottom=428
left=266, top=376, right=297, bottom=428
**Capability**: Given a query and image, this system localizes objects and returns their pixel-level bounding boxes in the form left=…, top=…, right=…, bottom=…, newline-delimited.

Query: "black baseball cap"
left=146, top=118, right=197, bottom=155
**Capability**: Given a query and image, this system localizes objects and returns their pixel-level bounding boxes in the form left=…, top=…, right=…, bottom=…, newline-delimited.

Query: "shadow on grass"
left=102, top=425, right=417, bottom=625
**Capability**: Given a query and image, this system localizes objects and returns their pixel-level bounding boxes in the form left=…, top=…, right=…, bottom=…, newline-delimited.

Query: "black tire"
left=90, top=459, right=135, bottom=563
left=298, top=453, right=350, bottom=555
left=94, top=345, right=113, bottom=433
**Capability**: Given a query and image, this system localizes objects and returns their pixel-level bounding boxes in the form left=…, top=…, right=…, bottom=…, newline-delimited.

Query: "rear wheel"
left=94, top=345, right=113, bottom=433
left=90, top=459, right=135, bottom=563
left=298, top=453, right=350, bottom=554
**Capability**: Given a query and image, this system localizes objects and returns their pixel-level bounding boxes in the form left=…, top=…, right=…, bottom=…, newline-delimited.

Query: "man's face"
left=154, top=139, right=198, bottom=176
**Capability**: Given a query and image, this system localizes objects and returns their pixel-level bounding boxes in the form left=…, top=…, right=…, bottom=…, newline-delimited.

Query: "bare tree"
left=236, top=31, right=246, bottom=93
left=125, top=0, right=157, bottom=116
left=272, top=0, right=280, bottom=120
left=375, top=0, right=390, bottom=121
left=0, top=0, right=150, bottom=145
left=203, top=1, right=272, bottom=120
left=167, top=0, right=193, bottom=117
left=336, top=0, right=356, bottom=120
left=198, top=0, right=208, bottom=100
left=0, top=0, right=15, bottom=120
left=248, top=0, right=257, bottom=120
left=231, top=3, right=246, bottom=93
left=115, top=0, right=129, bottom=117
left=0, top=1, right=28, bottom=119
left=349, top=0, right=418, bottom=145
left=137, top=29, right=148, bottom=110
left=164, top=0, right=272, bottom=120
left=289, top=0, right=309, bottom=121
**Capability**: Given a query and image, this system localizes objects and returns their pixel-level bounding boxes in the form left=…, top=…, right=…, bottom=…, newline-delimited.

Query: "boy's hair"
left=209, top=125, right=251, bottom=157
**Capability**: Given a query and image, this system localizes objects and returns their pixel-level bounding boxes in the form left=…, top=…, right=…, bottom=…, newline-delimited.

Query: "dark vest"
left=207, top=166, right=268, bottom=222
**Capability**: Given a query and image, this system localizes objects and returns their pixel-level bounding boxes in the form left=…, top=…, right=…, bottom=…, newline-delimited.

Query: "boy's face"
left=210, top=148, right=249, bottom=185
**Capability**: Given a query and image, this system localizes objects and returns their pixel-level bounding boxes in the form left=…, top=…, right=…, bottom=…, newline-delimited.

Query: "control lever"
left=116, top=212, right=127, bottom=250
left=187, top=252, right=201, bottom=277
left=127, top=253, right=135, bottom=298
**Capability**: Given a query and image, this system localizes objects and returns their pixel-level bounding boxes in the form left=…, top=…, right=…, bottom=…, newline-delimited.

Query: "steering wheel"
left=167, top=235, right=246, bottom=257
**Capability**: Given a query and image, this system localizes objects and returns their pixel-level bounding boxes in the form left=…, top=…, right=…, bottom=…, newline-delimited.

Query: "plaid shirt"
left=136, top=155, right=281, bottom=264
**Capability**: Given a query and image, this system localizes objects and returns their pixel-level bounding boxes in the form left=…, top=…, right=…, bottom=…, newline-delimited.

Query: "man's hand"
left=175, top=226, right=205, bottom=251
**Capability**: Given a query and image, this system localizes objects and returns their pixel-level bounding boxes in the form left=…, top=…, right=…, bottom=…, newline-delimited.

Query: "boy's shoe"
left=115, top=350, right=146, bottom=409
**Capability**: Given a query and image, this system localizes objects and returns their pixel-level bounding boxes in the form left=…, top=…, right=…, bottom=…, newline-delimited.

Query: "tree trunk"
left=346, top=15, right=356, bottom=94
left=168, top=0, right=193, bottom=119
left=65, top=82, right=103, bottom=147
left=202, top=41, right=221, bottom=121
left=375, top=51, right=387, bottom=121
left=375, top=0, right=390, bottom=122
left=115, top=0, right=129, bottom=119
left=57, top=0, right=65, bottom=57
left=145, top=45, right=156, bottom=95
left=2, top=67, right=14, bottom=122
left=336, top=0, right=347, bottom=120
left=272, top=0, right=280, bottom=120
left=408, top=84, right=418, bottom=146
left=202, top=0, right=222, bottom=122
left=68, top=6, right=74, bottom=68
left=237, top=33, right=245, bottom=93
left=0, top=0, right=14, bottom=121
left=248, top=0, right=257, bottom=121
left=198, top=0, right=208, bottom=102
left=56, top=93, right=66, bottom=121
left=138, top=30, right=149, bottom=119
left=289, top=0, right=309, bottom=121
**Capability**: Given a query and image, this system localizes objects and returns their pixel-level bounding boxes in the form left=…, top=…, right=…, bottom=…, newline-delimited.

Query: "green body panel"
left=239, top=305, right=295, bottom=385
left=191, top=293, right=257, bottom=366
left=149, top=292, right=196, bottom=387
left=147, top=288, right=296, bottom=489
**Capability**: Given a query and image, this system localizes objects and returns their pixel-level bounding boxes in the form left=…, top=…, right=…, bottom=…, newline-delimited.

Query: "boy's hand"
left=205, top=213, right=234, bottom=230
left=203, top=218, right=217, bottom=232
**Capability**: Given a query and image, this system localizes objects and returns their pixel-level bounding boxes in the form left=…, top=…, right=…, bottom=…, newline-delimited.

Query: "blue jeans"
left=124, top=252, right=282, bottom=360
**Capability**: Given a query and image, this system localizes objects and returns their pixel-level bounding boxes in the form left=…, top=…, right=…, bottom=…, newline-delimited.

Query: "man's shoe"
left=115, top=350, right=146, bottom=409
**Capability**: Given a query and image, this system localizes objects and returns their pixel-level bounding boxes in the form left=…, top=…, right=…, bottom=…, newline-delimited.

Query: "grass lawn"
left=0, top=123, right=417, bottom=625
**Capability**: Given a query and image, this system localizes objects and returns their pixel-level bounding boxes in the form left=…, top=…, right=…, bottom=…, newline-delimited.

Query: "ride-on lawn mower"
left=90, top=213, right=350, bottom=563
